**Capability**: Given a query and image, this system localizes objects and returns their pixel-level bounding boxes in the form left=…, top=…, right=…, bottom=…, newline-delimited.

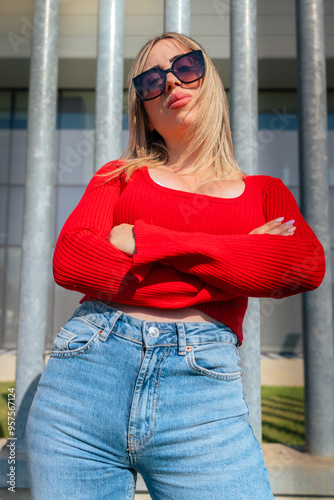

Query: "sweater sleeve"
left=53, top=160, right=152, bottom=298
left=131, top=177, right=326, bottom=299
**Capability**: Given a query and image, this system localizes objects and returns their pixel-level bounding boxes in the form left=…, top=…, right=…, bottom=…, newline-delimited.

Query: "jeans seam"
left=108, top=338, right=236, bottom=348
left=134, top=346, right=170, bottom=448
left=126, top=470, right=137, bottom=500
left=49, top=332, right=100, bottom=358
left=72, top=311, right=106, bottom=330
left=128, top=348, right=154, bottom=464
left=186, top=350, right=242, bottom=381
left=111, top=330, right=143, bottom=345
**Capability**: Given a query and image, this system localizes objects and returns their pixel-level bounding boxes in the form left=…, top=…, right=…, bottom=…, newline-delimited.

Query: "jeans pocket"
left=50, top=313, right=103, bottom=358
left=186, top=341, right=242, bottom=381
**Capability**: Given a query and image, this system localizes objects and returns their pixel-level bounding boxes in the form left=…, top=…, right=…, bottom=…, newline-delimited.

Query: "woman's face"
left=141, top=39, right=203, bottom=144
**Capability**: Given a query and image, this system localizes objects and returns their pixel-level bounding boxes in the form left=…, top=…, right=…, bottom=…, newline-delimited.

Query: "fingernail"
left=275, top=217, right=285, bottom=223
left=286, top=227, right=296, bottom=234
left=285, top=219, right=295, bottom=226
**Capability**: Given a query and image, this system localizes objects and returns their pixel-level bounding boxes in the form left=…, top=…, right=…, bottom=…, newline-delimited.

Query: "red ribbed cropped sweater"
left=53, top=160, right=326, bottom=346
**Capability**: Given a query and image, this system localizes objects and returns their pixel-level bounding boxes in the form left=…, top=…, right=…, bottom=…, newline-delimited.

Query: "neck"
left=162, top=143, right=243, bottom=183
left=164, top=139, right=199, bottom=173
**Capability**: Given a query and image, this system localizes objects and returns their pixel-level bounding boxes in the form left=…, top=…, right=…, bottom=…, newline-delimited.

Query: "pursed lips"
left=167, top=92, right=193, bottom=110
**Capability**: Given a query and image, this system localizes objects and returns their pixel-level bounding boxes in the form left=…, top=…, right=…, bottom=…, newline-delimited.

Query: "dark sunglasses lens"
left=173, top=51, right=204, bottom=82
left=133, top=50, right=205, bottom=100
left=134, top=69, right=165, bottom=100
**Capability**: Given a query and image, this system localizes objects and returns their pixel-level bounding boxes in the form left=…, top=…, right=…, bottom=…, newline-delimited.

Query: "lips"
left=167, top=92, right=193, bottom=109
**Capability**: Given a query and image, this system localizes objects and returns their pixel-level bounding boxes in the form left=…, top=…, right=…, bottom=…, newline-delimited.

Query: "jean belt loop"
left=98, top=310, right=123, bottom=343
left=176, top=323, right=187, bottom=356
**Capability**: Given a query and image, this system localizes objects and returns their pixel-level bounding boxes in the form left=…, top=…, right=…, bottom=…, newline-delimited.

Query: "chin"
left=171, top=111, right=197, bottom=130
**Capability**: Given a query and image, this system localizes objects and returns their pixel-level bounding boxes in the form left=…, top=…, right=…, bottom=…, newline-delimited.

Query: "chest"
left=147, top=168, right=246, bottom=199
left=114, top=167, right=266, bottom=235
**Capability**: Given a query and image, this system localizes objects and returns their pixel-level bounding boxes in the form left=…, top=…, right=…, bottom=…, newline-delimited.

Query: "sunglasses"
left=132, top=50, right=205, bottom=101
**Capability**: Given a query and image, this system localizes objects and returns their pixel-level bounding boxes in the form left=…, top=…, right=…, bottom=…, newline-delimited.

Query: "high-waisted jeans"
left=25, top=300, right=274, bottom=500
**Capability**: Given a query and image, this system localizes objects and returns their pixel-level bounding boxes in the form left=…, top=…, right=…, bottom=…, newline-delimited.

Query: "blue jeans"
left=26, top=300, right=274, bottom=500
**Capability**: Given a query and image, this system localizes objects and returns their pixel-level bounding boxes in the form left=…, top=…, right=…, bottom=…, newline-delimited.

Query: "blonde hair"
left=97, top=32, right=246, bottom=185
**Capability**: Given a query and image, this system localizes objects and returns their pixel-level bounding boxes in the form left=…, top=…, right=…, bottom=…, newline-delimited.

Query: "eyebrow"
left=147, top=53, right=185, bottom=71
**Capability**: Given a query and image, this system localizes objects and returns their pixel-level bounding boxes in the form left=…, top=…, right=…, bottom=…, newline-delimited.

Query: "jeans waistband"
left=72, top=300, right=239, bottom=356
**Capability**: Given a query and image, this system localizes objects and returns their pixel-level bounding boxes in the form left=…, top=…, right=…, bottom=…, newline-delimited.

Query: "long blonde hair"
left=97, top=32, right=245, bottom=185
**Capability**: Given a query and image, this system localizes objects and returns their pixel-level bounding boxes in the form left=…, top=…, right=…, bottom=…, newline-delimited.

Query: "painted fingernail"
left=275, top=217, right=285, bottom=223
left=286, top=227, right=296, bottom=234
left=285, top=219, right=295, bottom=226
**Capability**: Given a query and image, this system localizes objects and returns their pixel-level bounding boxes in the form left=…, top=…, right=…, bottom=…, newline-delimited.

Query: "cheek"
left=144, top=102, right=161, bottom=127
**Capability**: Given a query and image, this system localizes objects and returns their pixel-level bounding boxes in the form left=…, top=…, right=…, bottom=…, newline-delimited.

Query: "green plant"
left=261, top=386, right=305, bottom=445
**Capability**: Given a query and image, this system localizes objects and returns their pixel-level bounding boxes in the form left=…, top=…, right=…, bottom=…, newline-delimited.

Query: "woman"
left=26, top=33, right=325, bottom=500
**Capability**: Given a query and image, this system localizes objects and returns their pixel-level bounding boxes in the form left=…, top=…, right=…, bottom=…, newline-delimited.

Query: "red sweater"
left=53, top=160, right=326, bottom=346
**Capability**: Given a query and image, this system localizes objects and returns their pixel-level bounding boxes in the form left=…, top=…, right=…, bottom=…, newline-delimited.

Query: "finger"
left=285, top=226, right=297, bottom=235
left=271, top=224, right=296, bottom=235
left=249, top=218, right=286, bottom=235
left=264, top=224, right=296, bottom=236
left=249, top=219, right=296, bottom=236
left=274, top=220, right=296, bottom=235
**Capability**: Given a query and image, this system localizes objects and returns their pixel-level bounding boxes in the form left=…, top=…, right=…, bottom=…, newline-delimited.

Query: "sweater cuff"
left=132, top=218, right=179, bottom=281
left=131, top=217, right=156, bottom=282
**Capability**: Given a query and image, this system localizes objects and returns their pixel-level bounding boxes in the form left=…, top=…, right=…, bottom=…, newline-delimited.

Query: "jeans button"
left=148, top=326, right=159, bottom=338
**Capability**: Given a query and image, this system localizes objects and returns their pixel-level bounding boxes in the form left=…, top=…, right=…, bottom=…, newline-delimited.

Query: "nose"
left=165, top=69, right=181, bottom=93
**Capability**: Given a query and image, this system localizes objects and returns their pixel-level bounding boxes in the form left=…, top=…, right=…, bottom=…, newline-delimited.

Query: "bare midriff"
left=100, top=301, right=218, bottom=323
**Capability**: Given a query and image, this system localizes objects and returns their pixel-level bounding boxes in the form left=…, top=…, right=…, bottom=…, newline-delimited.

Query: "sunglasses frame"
left=132, top=49, right=205, bottom=102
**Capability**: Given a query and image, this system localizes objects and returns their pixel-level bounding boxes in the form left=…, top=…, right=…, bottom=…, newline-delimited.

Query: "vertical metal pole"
left=296, top=0, right=334, bottom=456
left=94, top=0, right=124, bottom=171
left=164, top=0, right=190, bottom=36
left=230, top=0, right=261, bottom=442
left=15, top=0, right=59, bottom=451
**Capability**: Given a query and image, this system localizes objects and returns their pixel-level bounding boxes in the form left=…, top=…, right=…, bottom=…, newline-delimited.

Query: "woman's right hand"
left=249, top=218, right=296, bottom=236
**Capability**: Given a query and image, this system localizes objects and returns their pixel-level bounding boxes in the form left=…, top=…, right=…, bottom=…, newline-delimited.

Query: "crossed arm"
left=53, top=161, right=235, bottom=305
left=53, top=162, right=326, bottom=304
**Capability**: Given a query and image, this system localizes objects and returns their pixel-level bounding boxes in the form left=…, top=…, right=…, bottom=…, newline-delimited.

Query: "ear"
left=148, top=122, right=154, bottom=132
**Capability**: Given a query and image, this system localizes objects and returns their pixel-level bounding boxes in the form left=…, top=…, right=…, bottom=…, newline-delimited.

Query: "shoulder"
left=94, top=159, right=128, bottom=181
left=244, top=175, right=294, bottom=207
left=83, top=160, right=127, bottom=193
left=245, top=174, right=287, bottom=194
left=244, top=173, right=276, bottom=184
left=95, top=159, right=126, bottom=176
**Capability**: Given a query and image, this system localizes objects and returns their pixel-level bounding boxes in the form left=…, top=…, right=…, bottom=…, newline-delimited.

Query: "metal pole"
left=94, top=0, right=124, bottom=171
left=15, top=0, right=59, bottom=451
left=164, top=0, right=190, bottom=36
left=296, top=0, right=334, bottom=456
left=230, top=0, right=261, bottom=442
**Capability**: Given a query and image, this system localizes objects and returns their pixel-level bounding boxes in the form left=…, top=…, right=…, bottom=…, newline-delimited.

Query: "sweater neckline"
left=142, top=166, right=249, bottom=202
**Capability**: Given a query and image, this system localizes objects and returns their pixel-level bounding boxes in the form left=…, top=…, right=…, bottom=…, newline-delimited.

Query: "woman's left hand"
left=107, top=223, right=136, bottom=255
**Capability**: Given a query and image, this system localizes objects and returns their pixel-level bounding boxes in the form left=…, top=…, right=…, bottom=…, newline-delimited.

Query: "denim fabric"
left=25, top=300, right=274, bottom=500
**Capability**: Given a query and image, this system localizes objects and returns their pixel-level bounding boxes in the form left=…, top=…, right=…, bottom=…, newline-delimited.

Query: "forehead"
left=143, top=39, right=191, bottom=71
